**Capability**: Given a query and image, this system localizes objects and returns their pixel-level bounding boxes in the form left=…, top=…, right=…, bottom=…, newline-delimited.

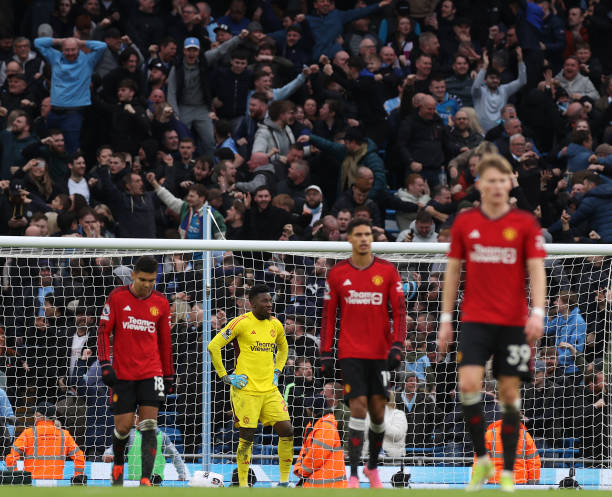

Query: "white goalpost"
left=0, top=235, right=610, bottom=488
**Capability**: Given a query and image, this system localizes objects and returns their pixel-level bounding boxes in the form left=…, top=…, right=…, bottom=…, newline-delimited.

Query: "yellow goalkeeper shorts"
left=230, top=388, right=290, bottom=428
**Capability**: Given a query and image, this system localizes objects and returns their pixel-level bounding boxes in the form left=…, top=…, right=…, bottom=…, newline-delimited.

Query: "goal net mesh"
left=0, top=245, right=610, bottom=485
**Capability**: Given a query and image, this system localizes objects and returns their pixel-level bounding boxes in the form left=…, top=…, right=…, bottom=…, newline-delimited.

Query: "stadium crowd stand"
left=0, top=0, right=611, bottom=475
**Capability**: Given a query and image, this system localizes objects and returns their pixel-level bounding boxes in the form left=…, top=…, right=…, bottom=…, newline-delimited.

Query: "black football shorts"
left=339, top=358, right=390, bottom=401
left=111, top=377, right=165, bottom=414
left=457, top=322, right=532, bottom=382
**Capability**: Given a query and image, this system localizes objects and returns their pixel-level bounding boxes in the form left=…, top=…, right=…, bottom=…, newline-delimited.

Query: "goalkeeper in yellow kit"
left=208, top=284, right=294, bottom=487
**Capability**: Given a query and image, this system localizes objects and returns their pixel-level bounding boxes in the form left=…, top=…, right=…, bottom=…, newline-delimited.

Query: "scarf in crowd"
left=340, top=143, right=368, bottom=191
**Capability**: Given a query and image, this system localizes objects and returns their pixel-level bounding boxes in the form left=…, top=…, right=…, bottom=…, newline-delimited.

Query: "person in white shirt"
left=66, top=153, right=90, bottom=203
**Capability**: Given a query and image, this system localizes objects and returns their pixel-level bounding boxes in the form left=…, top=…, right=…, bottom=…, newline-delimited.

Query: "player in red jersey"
left=321, top=218, right=406, bottom=488
left=97, top=255, right=174, bottom=487
left=437, top=154, right=546, bottom=492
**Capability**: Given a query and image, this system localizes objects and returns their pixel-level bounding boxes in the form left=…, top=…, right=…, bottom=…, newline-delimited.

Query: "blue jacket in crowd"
left=307, top=3, right=380, bottom=59
left=545, top=307, right=586, bottom=375
left=568, top=183, right=612, bottom=242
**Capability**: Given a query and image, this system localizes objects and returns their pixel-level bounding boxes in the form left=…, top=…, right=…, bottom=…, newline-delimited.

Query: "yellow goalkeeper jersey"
left=208, top=312, right=288, bottom=395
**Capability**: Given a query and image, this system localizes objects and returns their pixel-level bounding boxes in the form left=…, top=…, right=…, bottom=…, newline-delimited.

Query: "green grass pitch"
left=4, top=489, right=596, bottom=495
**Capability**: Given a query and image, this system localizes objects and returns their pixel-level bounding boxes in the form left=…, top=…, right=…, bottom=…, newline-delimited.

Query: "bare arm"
left=525, top=257, right=546, bottom=345
left=437, top=257, right=462, bottom=355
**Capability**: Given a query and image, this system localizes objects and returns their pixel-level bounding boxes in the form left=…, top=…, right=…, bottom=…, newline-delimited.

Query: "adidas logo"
left=342, top=279, right=352, bottom=286
left=468, top=229, right=480, bottom=239
left=123, top=305, right=132, bottom=311
left=251, top=330, right=256, bottom=335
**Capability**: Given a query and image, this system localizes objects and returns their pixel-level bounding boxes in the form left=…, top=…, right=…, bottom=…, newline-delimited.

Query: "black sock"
left=348, top=427, right=364, bottom=477
left=462, top=402, right=487, bottom=458
left=367, top=428, right=384, bottom=470
left=501, top=405, right=520, bottom=471
left=141, top=429, right=157, bottom=480
left=112, top=431, right=129, bottom=467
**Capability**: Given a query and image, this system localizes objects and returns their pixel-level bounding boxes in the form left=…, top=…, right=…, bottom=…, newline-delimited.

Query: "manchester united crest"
left=270, top=329, right=276, bottom=338
left=243, top=416, right=250, bottom=425
left=502, top=227, right=518, bottom=241
left=372, top=275, right=384, bottom=286
left=150, top=306, right=160, bottom=317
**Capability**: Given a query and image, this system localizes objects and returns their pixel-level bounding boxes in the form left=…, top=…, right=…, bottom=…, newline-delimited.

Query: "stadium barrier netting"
left=0, top=234, right=610, bottom=488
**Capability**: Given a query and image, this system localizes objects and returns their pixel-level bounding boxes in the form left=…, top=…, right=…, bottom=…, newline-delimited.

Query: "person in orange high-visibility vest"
left=5, top=403, right=86, bottom=482
left=475, top=419, right=541, bottom=484
left=294, top=396, right=347, bottom=488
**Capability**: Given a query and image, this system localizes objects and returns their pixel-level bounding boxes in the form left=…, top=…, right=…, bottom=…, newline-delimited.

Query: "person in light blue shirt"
left=34, top=37, right=106, bottom=154
left=544, top=290, right=586, bottom=376
left=471, top=47, right=526, bottom=132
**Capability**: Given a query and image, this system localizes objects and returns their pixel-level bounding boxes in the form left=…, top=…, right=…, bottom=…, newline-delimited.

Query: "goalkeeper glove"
left=163, top=375, right=175, bottom=395
left=273, top=369, right=281, bottom=386
left=386, top=342, right=403, bottom=371
left=223, top=374, right=248, bottom=389
left=100, top=362, right=117, bottom=387
left=320, top=353, right=335, bottom=379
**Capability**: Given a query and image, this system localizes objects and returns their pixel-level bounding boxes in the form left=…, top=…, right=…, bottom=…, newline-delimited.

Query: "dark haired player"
left=208, top=284, right=293, bottom=488
left=320, top=218, right=406, bottom=488
left=438, top=154, right=546, bottom=492
left=97, top=255, right=175, bottom=487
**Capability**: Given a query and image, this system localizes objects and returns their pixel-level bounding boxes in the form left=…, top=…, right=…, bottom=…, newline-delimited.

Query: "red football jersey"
left=97, top=286, right=174, bottom=381
left=448, top=208, right=547, bottom=326
left=321, top=257, right=406, bottom=360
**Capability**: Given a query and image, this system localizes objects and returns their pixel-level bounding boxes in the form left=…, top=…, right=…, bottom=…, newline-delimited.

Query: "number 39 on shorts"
left=506, top=344, right=530, bottom=372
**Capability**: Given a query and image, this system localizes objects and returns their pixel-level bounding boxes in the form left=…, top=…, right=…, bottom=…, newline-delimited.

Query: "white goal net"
left=0, top=237, right=610, bottom=488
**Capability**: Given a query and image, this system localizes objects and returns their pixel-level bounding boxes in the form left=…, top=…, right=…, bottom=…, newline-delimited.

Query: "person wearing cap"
left=146, top=59, right=169, bottom=95
left=5, top=403, right=86, bottom=482
left=302, top=184, right=324, bottom=226
left=294, top=396, right=347, bottom=488
left=2, top=72, right=37, bottom=116
left=213, top=24, right=233, bottom=45
left=167, top=30, right=246, bottom=155
left=33, top=36, right=107, bottom=154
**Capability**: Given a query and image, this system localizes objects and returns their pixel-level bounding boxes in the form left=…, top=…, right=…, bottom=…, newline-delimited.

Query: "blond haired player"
left=438, top=154, right=546, bottom=492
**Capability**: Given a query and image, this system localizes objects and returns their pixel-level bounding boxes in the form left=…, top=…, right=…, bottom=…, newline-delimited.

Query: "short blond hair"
left=476, top=153, right=513, bottom=177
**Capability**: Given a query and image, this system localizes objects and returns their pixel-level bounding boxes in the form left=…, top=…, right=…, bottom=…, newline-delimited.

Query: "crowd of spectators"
left=0, top=0, right=612, bottom=472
